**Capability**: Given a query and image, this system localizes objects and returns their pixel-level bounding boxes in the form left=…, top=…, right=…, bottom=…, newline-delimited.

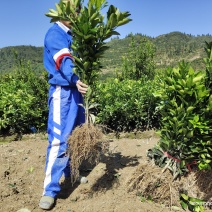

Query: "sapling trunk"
left=84, top=87, right=93, bottom=124
left=85, top=96, right=89, bottom=124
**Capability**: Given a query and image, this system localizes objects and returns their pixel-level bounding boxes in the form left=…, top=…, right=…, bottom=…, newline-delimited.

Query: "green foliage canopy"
left=116, top=36, right=156, bottom=80
left=95, top=77, right=160, bottom=132
left=0, top=57, right=49, bottom=137
left=45, top=0, right=132, bottom=86
left=148, top=59, right=212, bottom=177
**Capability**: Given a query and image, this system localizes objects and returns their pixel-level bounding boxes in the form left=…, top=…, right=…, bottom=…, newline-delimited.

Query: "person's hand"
left=76, top=80, right=88, bottom=95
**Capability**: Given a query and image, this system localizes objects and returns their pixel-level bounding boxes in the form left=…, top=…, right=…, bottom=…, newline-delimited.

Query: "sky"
left=0, top=0, right=212, bottom=48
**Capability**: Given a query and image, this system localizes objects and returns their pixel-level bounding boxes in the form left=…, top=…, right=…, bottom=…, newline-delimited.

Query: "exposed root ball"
left=127, top=161, right=212, bottom=209
left=68, top=123, right=108, bottom=183
left=128, top=162, right=173, bottom=206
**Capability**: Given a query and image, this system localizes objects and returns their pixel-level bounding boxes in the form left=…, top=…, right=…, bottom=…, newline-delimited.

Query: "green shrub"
left=0, top=59, right=49, bottom=137
left=116, top=36, right=156, bottom=81
left=149, top=61, right=212, bottom=177
left=95, top=77, right=160, bottom=132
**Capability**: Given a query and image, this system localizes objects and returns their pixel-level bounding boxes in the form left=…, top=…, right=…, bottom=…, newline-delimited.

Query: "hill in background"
left=101, top=32, right=212, bottom=72
left=0, top=45, right=44, bottom=75
left=0, top=31, right=211, bottom=78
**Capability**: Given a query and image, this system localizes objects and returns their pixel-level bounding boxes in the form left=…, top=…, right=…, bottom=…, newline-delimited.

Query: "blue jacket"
left=44, top=22, right=79, bottom=86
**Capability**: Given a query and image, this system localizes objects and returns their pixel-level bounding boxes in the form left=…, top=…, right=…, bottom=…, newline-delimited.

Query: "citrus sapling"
left=46, top=0, right=132, bottom=183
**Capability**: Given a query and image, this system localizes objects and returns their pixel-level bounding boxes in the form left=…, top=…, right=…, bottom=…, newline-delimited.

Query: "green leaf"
left=187, top=106, right=195, bottom=113
left=45, top=12, right=59, bottom=18
left=180, top=200, right=188, bottom=210
left=107, top=13, right=117, bottom=29
left=194, top=76, right=204, bottom=84
left=56, top=3, right=62, bottom=14
left=117, top=18, right=132, bottom=27
left=107, top=5, right=116, bottom=19
left=83, top=61, right=90, bottom=70
left=181, top=193, right=189, bottom=201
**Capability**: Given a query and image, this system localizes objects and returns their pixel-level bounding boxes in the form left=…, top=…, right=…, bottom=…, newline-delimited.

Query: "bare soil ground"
left=0, top=131, right=211, bottom=212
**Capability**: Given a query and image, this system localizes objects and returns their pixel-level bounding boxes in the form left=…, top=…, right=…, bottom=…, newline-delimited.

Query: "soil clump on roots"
left=127, top=161, right=212, bottom=210
left=68, top=123, right=109, bottom=183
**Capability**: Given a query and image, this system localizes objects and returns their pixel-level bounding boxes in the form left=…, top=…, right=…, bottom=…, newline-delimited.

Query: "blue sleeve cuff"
left=71, top=74, right=79, bottom=85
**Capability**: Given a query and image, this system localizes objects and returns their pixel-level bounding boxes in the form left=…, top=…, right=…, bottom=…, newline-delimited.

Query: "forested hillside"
left=0, top=32, right=211, bottom=76
left=0, top=45, right=44, bottom=75
left=153, top=32, right=212, bottom=69
left=100, top=32, right=212, bottom=71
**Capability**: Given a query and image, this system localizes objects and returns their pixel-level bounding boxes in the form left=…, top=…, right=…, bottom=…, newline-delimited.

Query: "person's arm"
left=59, top=55, right=79, bottom=85
left=45, top=28, right=78, bottom=86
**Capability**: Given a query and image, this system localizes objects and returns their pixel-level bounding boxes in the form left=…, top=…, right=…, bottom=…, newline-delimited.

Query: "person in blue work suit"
left=39, top=3, right=88, bottom=210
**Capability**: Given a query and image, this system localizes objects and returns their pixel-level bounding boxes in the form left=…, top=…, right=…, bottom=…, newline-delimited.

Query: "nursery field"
left=0, top=131, right=211, bottom=212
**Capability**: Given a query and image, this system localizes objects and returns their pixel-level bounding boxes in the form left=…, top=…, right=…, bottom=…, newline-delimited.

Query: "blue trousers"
left=42, top=85, right=85, bottom=198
